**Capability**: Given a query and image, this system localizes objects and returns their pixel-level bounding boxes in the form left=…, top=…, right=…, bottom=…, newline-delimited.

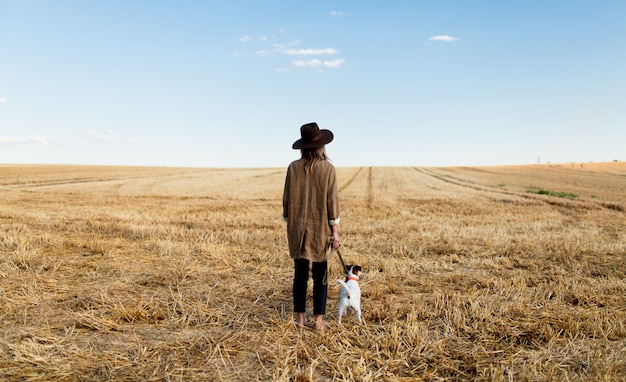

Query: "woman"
left=282, top=122, right=341, bottom=332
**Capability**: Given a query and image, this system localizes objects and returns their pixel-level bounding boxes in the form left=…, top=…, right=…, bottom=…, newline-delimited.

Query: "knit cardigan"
left=282, top=158, right=340, bottom=262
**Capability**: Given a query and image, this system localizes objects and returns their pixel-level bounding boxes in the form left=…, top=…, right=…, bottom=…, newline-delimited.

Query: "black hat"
left=292, top=122, right=334, bottom=149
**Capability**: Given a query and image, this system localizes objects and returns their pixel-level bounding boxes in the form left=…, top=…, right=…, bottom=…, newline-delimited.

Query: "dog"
left=336, top=265, right=363, bottom=324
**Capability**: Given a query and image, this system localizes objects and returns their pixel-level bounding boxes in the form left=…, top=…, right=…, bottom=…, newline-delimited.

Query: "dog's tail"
left=336, top=280, right=351, bottom=298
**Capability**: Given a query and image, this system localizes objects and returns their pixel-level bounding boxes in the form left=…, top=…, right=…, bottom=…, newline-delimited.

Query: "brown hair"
left=301, top=146, right=329, bottom=174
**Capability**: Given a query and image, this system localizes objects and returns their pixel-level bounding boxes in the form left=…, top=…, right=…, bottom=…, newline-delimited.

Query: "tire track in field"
left=0, top=175, right=153, bottom=189
left=338, top=167, right=374, bottom=208
left=413, top=167, right=497, bottom=194
left=413, top=167, right=621, bottom=213
left=366, top=167, right=373, bottom=207
left=413, top=166, right=549, bottom=204
left=414, top=166, right=570, bottom=202
left=0, top=170, right=203, bottom=190
left=339, top=167, right=364, bottom=193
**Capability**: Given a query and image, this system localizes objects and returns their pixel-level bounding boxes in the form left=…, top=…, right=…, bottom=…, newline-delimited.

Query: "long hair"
left=301, top=146, right=329, bottom=174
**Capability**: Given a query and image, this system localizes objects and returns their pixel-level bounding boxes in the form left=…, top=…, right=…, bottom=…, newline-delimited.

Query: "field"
left=1, top=162, right=625, bottom=381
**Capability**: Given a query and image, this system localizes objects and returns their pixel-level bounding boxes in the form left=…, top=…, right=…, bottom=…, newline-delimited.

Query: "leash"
left=322, top=236, right=350, bottom=285
left=335, top=247, right=349, bottom=276
left=324, top=236, right=349, bottom=275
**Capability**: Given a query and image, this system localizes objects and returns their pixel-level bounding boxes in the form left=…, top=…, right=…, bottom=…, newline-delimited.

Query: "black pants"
left=293, top=259, right=328, bottom=315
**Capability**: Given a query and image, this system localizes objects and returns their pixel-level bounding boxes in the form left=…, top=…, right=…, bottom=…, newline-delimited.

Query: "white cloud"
left=324, top=59, right=345, bottom=68
left=429, top=35, right=460, bottom=42
left=0, top=97, right=6, bottom=103
left=330, top=11, right=343, bottom=16
left=236, top=29, right=345, bottom=70
left=272, top=39, right=302, bottom=50
left=0, top=131, right=136, bottom=146
left=0, top=134, right=54, bottom=145
left=280, top=48, right=339, bottom=56
left=293, top=59, right=323, bottom=68
left=83, top=130, right=116, bottom=142
left=238, top=35, right=271, bottom=43
left=292, top=58, right=345, bottom=69
left=81, top=130, right=135, bottom=144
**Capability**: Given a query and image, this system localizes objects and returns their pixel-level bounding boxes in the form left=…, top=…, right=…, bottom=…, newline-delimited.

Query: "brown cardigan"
left=282, top=158, right=340, bottom=262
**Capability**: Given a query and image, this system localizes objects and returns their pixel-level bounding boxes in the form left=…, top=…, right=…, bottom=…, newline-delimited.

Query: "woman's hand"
left=332, top=232, right=341, bottom=250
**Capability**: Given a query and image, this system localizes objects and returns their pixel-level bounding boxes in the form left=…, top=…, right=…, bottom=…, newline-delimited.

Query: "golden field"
left=0, top=162, right=625, bottom=381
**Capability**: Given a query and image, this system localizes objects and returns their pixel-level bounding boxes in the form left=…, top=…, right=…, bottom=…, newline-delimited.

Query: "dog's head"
left=347, top=265, right=362, bottom=278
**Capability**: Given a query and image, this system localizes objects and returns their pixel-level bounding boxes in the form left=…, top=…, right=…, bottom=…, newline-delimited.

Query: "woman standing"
left=282, top=122, right=341, bottom=332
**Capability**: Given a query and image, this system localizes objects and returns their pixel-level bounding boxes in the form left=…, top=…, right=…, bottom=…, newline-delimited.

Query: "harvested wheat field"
left=1, top=162, right=625, bottom=381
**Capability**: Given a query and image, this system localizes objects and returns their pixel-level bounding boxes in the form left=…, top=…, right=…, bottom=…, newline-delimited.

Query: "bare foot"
left=295, top=312, right=306, bottom=329
left=314, top=315, right=329, bottom=332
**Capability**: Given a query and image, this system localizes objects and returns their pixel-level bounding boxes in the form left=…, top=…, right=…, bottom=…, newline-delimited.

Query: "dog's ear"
left=353, top=265, right=362, bottom=275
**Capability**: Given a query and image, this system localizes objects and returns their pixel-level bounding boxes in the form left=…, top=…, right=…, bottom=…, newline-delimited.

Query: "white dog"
left=336, top=265, right=363, bottom=324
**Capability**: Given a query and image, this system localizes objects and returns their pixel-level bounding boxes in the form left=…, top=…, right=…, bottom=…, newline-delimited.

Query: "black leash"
left=325, top=236, right=349, bottom=276
left=322, top=237, right=349, bottom=285
left=335, top=247, right=349, bottom=276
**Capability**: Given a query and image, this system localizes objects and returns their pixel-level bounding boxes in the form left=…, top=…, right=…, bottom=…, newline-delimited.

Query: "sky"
left=1, top=1, right=625, bottom=168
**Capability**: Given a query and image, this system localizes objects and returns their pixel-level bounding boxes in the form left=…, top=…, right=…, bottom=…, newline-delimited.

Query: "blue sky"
left=1, top=1, right=624, bottom=168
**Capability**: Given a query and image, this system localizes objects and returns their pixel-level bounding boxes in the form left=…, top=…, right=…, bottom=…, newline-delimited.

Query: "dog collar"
left=348, top=276, right=359, bottom=282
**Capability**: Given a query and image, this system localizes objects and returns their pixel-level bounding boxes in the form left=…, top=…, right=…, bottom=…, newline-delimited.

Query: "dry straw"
left=0, top=163, right=624, bottom=381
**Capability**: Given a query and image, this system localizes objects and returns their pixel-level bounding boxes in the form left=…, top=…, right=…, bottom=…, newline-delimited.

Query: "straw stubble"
left=0, top=163, right=624, bottom=380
